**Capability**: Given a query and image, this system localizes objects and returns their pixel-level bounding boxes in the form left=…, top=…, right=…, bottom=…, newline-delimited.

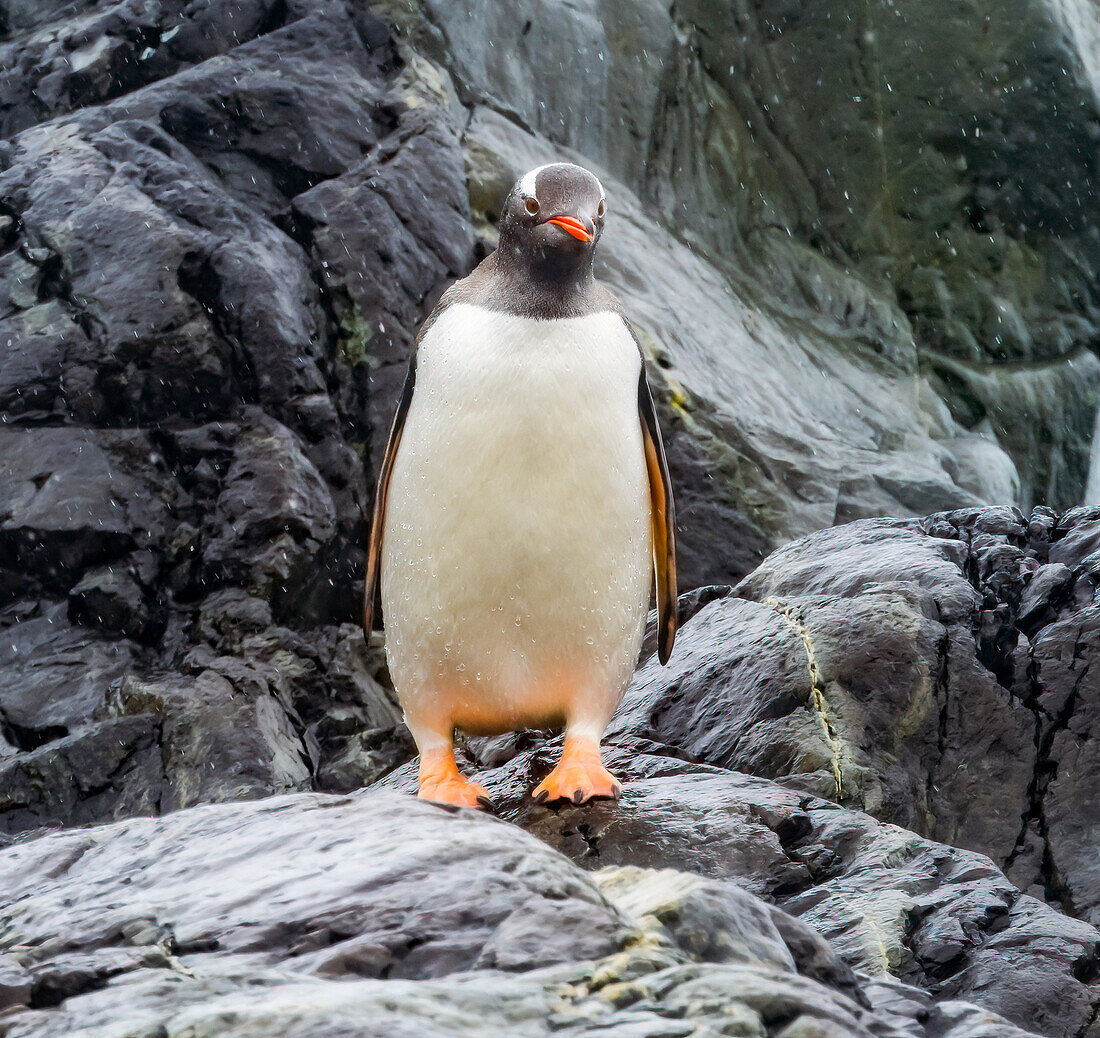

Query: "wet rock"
left=1027, top=605, right=1100, bottom=929
left=289, top=109, right=475, bottom=465
left=67, top=551, right=164, bottom=642
left=0, top=427, right=178, bottom=597
left=0, top=791, right=1045, bottom=1037
left=0, top=955, right=32, bottom=1012
left=0, top=1, right=286, bottom=138
left=0, top=0, right=454, bottom=821
left=0, top=303, right=77, bottom=422
left=599, top=508, right=1100, bottom=935
left=0, top=714, right=161, bottom=836
left=199, top=410, right=338, bottom=612
left=392, top=0, right=1100, bottom=516
left=606, top=522, right=1034, bottom=864
left=105, top=666, right=311, bottom=813
left=0, top=603, right=135, bottom=738
left=314, top=720, right=416, bottom=793
left=424, top=756, right=1098, bottom=1038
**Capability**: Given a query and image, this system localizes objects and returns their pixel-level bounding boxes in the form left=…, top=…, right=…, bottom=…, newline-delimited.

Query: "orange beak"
left=546, top=215, right=593, bottom=242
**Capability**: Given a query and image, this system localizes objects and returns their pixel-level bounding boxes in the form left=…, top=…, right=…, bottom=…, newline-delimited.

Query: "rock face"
left=7, top=507, right=1098, bottom=1036
left=0, top=789, right=1078, bottom=1037
left=0, top=0, right=462, bottom=834
left=608, top=505, right=1100, bottom=938
left=2, top=1, right=1100, bottom=1036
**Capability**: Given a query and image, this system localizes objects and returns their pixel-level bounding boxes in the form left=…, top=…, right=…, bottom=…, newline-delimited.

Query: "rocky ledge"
left=2, top=504, right=1100, bottom=1037
left=0, top=785, right=1093, bottom=1038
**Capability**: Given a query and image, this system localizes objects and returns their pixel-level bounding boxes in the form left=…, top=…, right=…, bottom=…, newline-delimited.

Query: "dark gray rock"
left=0, top=0, right=458, bottom=829
left=418, top=756, right=1098, bottom=1038
left=104, top=666, right=311, bottom=814
left=0, top=790, right=1046, bottom=1037
left=0, top=302, right=81, bottom=421
left=393, top=0, right=1100, bottom=574
left=0, top=427, right=179, bottom=596
left=0, top=1, right=286, bottom=137
left=543, top=507, right=1100, bottom=946
left=198, top=409, right=338, bottom=609
left=0, top=602, right=134, bottom=737
left=611, top=522, right=1034, bottom=865
left=0, top=714, right=162, bottom=835
left=67, top=550, right=163, bottom=642
left=289, top=108, right=475, bottom=467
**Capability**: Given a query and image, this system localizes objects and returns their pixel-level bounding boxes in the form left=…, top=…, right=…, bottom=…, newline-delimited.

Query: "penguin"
left=365, top=162, right=677, bottom=809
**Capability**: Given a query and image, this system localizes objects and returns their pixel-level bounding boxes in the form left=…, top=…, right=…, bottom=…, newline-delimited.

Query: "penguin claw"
left=476, top=794, right=496, bottom=811
left=531, top=738, right=621, bottom=805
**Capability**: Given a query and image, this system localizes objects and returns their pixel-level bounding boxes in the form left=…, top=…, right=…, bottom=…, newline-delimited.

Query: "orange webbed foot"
left=417, top=748, right=493, bottom=810
left=532, top=736, right=622, bottom=805
left=418, top=774, right=493, bottom=809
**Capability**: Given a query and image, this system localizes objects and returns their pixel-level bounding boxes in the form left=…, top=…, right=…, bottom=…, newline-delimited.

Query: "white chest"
left=390, top=304, right=647, bottom=533
left=380, top=303, right=652, bottom=732
left=407, top=303, right=642, bottom=455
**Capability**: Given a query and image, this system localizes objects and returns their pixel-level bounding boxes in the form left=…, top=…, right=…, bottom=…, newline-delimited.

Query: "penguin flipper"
left=364, top=352, right=417, bottom=636
left=638, top=366, right=678, bottom=664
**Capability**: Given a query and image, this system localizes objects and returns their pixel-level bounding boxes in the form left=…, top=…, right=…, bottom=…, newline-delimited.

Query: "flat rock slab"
left=0, top=792, right=629, bottom=990
left=0, top=789, right=1046, bottom=1038
left=384, top=755, right=1100, bottom=1038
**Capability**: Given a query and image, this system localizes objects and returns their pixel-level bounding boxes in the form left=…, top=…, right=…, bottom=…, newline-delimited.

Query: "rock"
left=609, top=521, right=1035, bottom=864
left=0, top=955, right=32, bottom=1012
left=105, top=667, right=312, bottom=814
left=0, top=602, right=134, bottom=740
left=1025, top=603, right=1100, bottom=930
left=0, top=714, right=162, bottom=836
left=67, top=551, right=164, bottom=642
left=417, top=755, right=1098, bottom=1038
left=602, top=507, right=1100, bottom=939
left=0, top=793, right=629, bottom=981
left=289, top=108, right=475, bottom=468
left=0, top=0, right=452, bottom=828
left=738, top=507, right=1100, bottom=936
left=198, top=409, right=338, bottom=613
left=393, top=0, right=1100, bottom=562
left=0, top=427, right=178, bottom=596
left=0, top=303, right=80, bottom=422
left=0, top=790, right=1047, bottom=1037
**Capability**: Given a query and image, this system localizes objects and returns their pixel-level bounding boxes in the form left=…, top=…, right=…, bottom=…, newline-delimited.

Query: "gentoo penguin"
left=365, top=162, right=677, bottom=809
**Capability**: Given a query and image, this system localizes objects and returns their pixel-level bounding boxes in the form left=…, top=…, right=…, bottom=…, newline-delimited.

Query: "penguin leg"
left=409, top=722, right=493, bottom=810
left=532, top=730, right=622, bottom=805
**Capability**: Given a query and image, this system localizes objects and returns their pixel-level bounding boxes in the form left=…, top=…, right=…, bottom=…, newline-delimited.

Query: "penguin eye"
left=597, top=199, right=606, bottom=219
left=524, top=196, right=540, bottom=216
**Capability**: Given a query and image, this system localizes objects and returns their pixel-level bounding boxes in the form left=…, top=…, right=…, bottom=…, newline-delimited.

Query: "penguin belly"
left=381, top=302, right=652, bottom=741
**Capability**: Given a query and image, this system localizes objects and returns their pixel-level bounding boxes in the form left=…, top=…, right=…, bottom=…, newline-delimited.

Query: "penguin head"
left=497, top=163, right=606, bottom=280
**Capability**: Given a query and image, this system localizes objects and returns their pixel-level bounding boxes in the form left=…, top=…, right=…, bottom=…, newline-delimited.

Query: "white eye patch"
left=519, top=163, right=552, bottom=199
